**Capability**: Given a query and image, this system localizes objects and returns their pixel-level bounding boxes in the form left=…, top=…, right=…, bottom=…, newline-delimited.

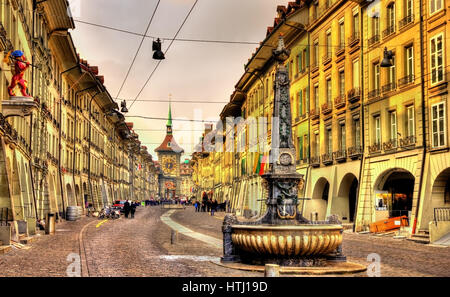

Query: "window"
left=431, top=102, right=446, bottom=148
left=430, top=33, right=444, bottom=85
left=373, top=16, right=380, bottom=37
left=387, top=3, right=395, bottom=29
left=339, top=71, right=345, bottom=97
left=390, top=111, right=398, bottom=142
left=339, top=20, right=345, bottom=48
left=326, top=78, right=332, bottom=105
left=298, top=136, right=303, bottom=160
left=327, top=127, right=332, bottom=154
left=314, top=132, right=320, bottom=156
left=313, top=39, right=319, bottom=66
left=374, top=62, right=380, bottom=90
left=405, top=0, right=413, bottom=17
left=352, top=59, right=360, bottom=88
left=374, top=115, right=381, bottom=144
left=430, top=0, right=443, bottom=15
left=314, top=85, right=319, bottom=111
left=340, top=123, right=346, bottom=151
left=388, top=55, right=396, bottom=86
left=298, top=90, right=303, bottom=116
left=406, top=105, right=415, bottom=137
left=326, top=30, right=332, bottom=57
left=353, top=11, right=359, bottom=36
left=405, top=45, right=414, bottom=78
left=297, top=54, right=301, bottom=74
left=354, top=118, right=361, bottom=146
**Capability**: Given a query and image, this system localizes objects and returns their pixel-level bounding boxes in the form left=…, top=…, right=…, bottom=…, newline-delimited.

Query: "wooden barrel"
left=66, top=206, right=79, bottom=221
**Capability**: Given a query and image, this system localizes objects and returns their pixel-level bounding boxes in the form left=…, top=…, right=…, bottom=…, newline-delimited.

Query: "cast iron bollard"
left=170, top=230, right=177, bottom=244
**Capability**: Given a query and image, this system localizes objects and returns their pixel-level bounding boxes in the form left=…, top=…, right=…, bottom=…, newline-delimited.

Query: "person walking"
left=124, top=200, right=130, bottom=218
left=130, top=201, right=137, bottom=219
left=211, top=199, right=218, bottom=216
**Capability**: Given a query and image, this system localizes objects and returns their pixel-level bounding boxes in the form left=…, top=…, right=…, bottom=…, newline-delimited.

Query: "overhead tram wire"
left=125, top=115, right=217, bottom=123
left=115, top=0, right=161, bottom=100
left=128, top=0, right=200, bottom=111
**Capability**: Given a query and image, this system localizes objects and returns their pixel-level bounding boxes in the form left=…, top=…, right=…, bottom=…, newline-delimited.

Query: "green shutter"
left=299, top=137, right=303, bottom=160
left=299, top=91, right=303, bottom=115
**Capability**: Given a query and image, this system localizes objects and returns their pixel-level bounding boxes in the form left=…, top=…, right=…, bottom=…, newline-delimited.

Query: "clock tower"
left=155, top=102, right=184, bottom=199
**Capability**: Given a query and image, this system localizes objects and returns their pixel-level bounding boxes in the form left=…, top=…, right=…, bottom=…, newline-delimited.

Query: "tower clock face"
left=162, top=155, right=177, bottom=176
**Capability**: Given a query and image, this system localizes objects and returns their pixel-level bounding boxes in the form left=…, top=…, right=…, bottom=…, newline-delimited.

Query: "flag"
left=255, top=154, right=263, bottom=175
left=259, top=154, right=268, bottom=175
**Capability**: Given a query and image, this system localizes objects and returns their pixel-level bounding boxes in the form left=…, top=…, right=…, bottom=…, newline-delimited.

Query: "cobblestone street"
left=1, top=206, right=449, bottom=277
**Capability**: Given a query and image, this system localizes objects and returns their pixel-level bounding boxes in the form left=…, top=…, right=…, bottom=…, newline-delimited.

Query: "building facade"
left=192, top=0, right=450, bottom=237
left=0, top=0, right=157, bottom=240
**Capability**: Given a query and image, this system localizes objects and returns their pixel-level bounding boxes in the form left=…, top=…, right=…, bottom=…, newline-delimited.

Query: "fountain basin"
left=231, top=224, right=343, bottom=257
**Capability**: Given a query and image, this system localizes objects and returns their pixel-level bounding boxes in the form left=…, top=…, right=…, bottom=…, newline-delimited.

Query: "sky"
left=70, top=0, right=285, bottom=160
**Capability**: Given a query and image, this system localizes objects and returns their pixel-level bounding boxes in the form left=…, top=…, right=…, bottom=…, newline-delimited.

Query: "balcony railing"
left=310, top=109, right=319, bottom=120
left=347, top=87, right=361, bottom=103
left=368, top=34, right=380, bottom=46
left=382, top=25, right=395, bottom=38
left=334, top=95, right=346, bottom=109
left=399, top=135, right=416, bottom=148
left=348, top=32, right=360, bottom=46
left=333, top=150, right=347, bottom=162
left=398, top=74, right=415, bottom=87
left=368, top=89, right=381, bottom=101
left=322, top=53, right=332, bottom=65
left=368, top=142, right=381, bottom=154
left=348, top=146, right=362, bottom=159
left=335, top=44, right=345, bottom=56
left=399, top=14, right=414, bottom=29
left=382, top=82, right=396, bottom=93
left=311, top=156, right=320, bottom=167
left=383, top=138, right=398, bottom=151
left=321, top=102, right=332, bottom=115
left=322, top=153, right=333, bottom=165
left=434, top=207, right=450, bottom=222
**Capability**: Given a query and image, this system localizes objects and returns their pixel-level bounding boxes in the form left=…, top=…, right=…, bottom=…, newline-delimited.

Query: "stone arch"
left=332, top=173, right=359, bottom=223
left=306, top=177, right=330, bottom=221
left=374, top=168, right=415, bottom=218
left=75, top=184, right=80, bottom=207
left=431, top=168, right=450, bottom=211
left=66, top=183, right=75, bottom=207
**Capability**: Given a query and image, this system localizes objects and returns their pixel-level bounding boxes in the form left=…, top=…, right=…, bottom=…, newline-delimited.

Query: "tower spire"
left=167, top=94, right=173, bottom=134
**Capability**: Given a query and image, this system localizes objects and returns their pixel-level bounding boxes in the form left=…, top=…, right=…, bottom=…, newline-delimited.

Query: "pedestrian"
left=211, top=199, right=218, bottom=216
left=124, top=200, right=130, bottom=218
left=207, top=199, right=211, bottom=213
left=130, top=201, right=137, bottom=219
left=194, top=201, right=199, bottom=212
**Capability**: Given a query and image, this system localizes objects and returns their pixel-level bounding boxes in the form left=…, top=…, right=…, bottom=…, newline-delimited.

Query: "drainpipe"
left=303, top=30, right=311, bottom=215
left=353, top=5, right=365, bottom=232
left=413, top=0, right=426, bottom=235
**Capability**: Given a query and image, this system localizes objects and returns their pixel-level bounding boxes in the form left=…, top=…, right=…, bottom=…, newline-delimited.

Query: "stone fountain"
left=219, top=35, right=363, bottom=273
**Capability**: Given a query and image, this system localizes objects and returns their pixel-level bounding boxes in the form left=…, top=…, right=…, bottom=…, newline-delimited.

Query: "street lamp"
left=152, top=38, right=165, bottom=60
left=380, top=47, right=394, bottom=67
left=120, top=100, right=128, bottom=113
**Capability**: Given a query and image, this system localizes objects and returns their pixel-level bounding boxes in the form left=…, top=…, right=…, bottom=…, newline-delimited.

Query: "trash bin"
left=45, top=213, right=55, bottom=235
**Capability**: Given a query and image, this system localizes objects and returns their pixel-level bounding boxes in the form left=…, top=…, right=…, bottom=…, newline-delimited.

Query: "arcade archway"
left=333, top=173, right=358, bottom=222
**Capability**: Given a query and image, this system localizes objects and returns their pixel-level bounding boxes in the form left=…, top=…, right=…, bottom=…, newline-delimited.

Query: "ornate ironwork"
left=368, top=35, right=380, bottom=46
left=334, top=95, right=346, bottom=109
left=322, top=153, right=333, bottom=165
left=321, top=102, right=332, bottom=115
left=347, top=87, right=361, bottom=103
left=368, top=143, right=381, bottom=153
left=368, top=89, right=380, bottom=101
left=382, top=25, right=395, bottom=38
left=400, top=135, right=416, bottom=147
left=399, top=14, right=414, bottom=29
left=398, top=74, right=415, bottom=87
left=348, top=32, right=360, bottom=46
left=383, top=138, right=398, bottom=151
left=333, top=150, right=347, bottom=162
left=382, top=82, right=396, bottom=93
left=347, top=146, right=362, bottom=159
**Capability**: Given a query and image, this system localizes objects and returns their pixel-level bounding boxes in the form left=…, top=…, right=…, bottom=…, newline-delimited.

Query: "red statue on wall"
left=5, top=50, right=31, bottom=97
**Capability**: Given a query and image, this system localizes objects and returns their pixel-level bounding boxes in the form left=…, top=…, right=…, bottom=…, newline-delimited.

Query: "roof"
left=154, top=134, right=184, bottom=154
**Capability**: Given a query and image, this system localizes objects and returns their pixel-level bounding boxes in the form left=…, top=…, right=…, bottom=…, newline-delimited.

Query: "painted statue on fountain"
left=5, top=50, right=31, bottom=97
